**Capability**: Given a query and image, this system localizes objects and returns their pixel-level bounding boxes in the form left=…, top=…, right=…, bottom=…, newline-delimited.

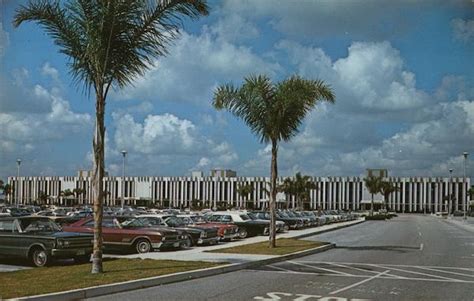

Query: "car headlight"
left=200, top=232, right=207, bottom=238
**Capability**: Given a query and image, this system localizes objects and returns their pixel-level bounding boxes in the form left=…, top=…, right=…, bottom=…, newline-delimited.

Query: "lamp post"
left=463, top=152, right=468, bottom=220
left=16, top=159, right=21, bottom=208
left=121, top=150, right=127, bottom=210
left=449, top=168, right=453, bottom=216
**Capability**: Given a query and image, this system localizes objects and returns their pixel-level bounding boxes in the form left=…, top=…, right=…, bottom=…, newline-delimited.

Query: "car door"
left=0, top=219, right=17, bottom=256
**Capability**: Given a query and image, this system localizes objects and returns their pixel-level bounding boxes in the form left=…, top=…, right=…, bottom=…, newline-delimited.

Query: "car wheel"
left=283, top=224, right=290, bottom=232
left=30, top=248, right=49, bottom=267
left=135, top=239, right=152, bottom=254
left=74, top=255, right=90, bottom=264
left=238, top=228, right=248, bottom=239
left=180, top=235, right=193, bottom=249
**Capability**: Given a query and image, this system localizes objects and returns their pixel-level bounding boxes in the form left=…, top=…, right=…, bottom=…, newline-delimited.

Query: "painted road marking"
left=420, top=243, right=423, bottom=251
left=294, top=261, right=474, bottom=271
left=327, top=262, right=404, bottom=279
left=414, top=266, right=474, bottom=279
left=365, top=264, right=462, bottom=282
left=329, top=270, right=391, bottom=295
left=253, top=291, right=370, bottom=301
left=288, top=261, right=352, bottom=276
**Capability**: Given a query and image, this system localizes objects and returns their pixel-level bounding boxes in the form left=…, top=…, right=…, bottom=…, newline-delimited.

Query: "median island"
left=206, top=238, right=329, bottom=256
left=0, top=258, right=222, bottom=299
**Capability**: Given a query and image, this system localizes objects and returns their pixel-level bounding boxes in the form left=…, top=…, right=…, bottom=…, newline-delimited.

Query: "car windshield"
left=139, top=217, right=163, bottom=226
left=165, top=216, right=186, bottom=227
left=247, top=212, right=258, bottom=220
left=121, top=218, right=146, bottom=228
left=239, top=214, right=251, bottom=221
left=20, top=219, right=61, bottom=233
left=180, top=216, right=194, bottom=225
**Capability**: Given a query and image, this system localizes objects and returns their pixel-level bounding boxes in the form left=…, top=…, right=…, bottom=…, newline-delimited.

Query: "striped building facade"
left=6, top=175, right=471, bottom=213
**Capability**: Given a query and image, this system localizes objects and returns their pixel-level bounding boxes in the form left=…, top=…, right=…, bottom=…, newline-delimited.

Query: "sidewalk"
left=109, top=218, right=364, bottom=263
left=444, top=215, right=474, bottom=233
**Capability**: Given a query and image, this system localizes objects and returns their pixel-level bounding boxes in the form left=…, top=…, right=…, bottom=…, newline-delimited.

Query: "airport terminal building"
left=6, top=169, right=471, bottom=214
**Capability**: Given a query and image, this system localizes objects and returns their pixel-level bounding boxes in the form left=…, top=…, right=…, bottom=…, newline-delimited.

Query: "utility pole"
left=449, top=168, right=453, bottom=216
left=16, top=159, right=21, bottom=208
left=463, top=152, right=468, bottom=220
left=121, top=150, right=127, bottom=210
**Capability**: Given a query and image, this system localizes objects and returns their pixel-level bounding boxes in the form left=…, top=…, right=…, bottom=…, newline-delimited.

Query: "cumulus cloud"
left=41, top=62, right=60, bottom=82
left=451, top=18, right=474, bottom=42
left=111, top=112, right=238, bottom=176
left=113, top=29, right=281, bottom=104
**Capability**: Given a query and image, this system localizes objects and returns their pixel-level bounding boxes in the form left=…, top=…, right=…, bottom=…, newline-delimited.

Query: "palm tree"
left=73, top=188, right=85, bottom=205
left=38, top=191, right=49, bottom=205
left=3, top=184, right=14, bottom=205
left=14, top=0, right=208, bottom=273
left=280, top=172, right=317, bottom=210
left=364, top=176, right=382, bottom=216
left=236, top=183, right=254, bottom=209
left=379, top=180, right=398, bottom=211
left=213, top=75, right=334, bottom=247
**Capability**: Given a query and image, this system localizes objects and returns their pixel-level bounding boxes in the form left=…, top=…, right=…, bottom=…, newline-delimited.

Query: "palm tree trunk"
left=91, top=92, right=105, bottom=274
left=370, top=193, right=374, bottom=217
left=269, top=139, right=278, bottom=248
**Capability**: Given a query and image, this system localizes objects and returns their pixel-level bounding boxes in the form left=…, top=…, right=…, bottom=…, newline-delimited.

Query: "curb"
left=9, top=220, right=364, bottom=301
left=442, top=218, right=474, bottom=233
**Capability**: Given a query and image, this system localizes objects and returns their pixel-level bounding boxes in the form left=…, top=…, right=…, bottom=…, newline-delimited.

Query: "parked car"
left=63, top=217, right=187, bottom=253
left=121, top=215, right=219, bottom=247
left=182, top=215, right=239, bottom=241
left=206, top=211, right=275, bottom=238
left=247, top=212, right=289, bottom=232
left=0, top=216, right=93, bottom=267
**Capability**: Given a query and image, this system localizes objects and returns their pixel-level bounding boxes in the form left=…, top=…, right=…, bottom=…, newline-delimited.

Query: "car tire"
left=74, top=255, right=90, bottom=264
left=135, top=239, right=152, bottom=254
left=30, top=247, right=49, bottom=267
left=238, top=228, right=248, bottom=239
left=180, top=235, right=193, bottom=249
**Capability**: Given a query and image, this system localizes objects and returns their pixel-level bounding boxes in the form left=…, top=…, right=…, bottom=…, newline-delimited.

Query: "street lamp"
left=449, top=168, right=453, bottom=216
left=16, top=159, right=21, bottom=208
left=121, top=150, right=127, bottom=209
left=463, top=152, right=468, bottom=220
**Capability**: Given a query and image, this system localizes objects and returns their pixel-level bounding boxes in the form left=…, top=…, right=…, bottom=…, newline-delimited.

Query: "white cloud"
left=451, top=18, right=474, bottom=42
left=41, top=62, right=60, bottom=82
left=113, top=29, right=281, bottom=104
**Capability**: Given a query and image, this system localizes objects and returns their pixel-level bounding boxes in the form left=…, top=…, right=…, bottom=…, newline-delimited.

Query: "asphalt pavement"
left=88, top=215, right=474, bottom=301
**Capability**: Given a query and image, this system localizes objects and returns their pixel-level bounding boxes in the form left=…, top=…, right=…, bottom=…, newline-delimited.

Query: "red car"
left=63, top=217, right=187, bottom=253
left=179, top=215, right=239, bottom=241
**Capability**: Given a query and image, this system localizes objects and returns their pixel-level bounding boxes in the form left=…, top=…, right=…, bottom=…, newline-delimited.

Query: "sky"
left=0, top=0, right=473, bottom=180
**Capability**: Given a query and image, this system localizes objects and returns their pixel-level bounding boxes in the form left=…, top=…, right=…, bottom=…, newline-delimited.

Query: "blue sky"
left=0, top=0, right=473, bottom=180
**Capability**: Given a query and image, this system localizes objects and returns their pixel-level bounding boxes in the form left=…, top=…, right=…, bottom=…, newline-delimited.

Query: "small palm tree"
left=38, top=191, right=49, bottom=205
left=364, top=176, right=382, bottom=216
left=379, top=181, right=398, bottom=211
left=280, top=173, right=317, bottom=210
left=213, top=74, right=334, bottom=247
left=14, top=0, right=208, bottom=273
left=236, top=183, right=254, bottom=209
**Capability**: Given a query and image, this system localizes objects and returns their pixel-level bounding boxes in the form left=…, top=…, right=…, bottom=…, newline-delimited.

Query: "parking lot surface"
left=88, top=215, right=474, bottom=301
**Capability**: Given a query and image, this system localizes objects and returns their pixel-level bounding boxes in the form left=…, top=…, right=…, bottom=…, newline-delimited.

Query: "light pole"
left=16, top=159, right=21, bottom=208
left=463, top=152, right=468, bottom=220
left=121, top=150, right=127, bottom=210
left=449, top=168, right=453, bottom=216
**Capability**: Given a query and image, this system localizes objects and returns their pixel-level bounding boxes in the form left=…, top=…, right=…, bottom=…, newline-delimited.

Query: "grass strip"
left=206, top=238, right=328, bottom=256
left=0, top=258, right=221, bottom=299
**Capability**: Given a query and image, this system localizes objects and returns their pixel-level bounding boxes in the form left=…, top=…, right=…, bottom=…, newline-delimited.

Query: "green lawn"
left=0, top=258, right=222, bottom=299
left=207, top=238, right=328, bottom=256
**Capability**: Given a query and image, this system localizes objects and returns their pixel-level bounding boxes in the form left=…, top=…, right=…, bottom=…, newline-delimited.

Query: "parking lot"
left=89, top=215, right=474, bottom=301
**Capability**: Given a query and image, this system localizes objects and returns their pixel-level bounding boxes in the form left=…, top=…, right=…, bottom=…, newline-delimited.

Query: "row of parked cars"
left=0, top=205, right=357, bottom=267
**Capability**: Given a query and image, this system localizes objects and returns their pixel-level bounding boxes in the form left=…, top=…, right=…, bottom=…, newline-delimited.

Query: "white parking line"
left=288, top=260, right=352, bottom=276
left=370, top=264, right=460, bottom=281
left=414, top=266, right=474, bottom=279
left=327, top=262, right=404, bottom=279
left=329, top=270, right=391, bottom=295
left=294, top=261, right=474, bottom=271
left=420, top=243, right=424, bottom=251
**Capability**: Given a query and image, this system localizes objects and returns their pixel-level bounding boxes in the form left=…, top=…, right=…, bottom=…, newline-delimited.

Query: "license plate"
left=173, top=242, right=180, bottom=247
left=76, top=250, right=85, bottom=255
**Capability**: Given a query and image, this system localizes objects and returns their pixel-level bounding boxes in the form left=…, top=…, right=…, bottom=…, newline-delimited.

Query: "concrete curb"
left=9, top=220, right=364, bottom=301
left=291, top=219, right=365, bottom=239
left=443, top=218, right=474, bottom=233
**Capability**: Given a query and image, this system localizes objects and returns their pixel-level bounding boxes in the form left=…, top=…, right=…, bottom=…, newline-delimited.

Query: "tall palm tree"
left=38, top=191, right=49, bottom=205
left=364, top=176, right=382, bottom=216
left=280, top=172, right=317, bottom=210
left=379, top=180, right=398, bottom=211
left=213, top=75, right=334, bottom=247
left=236, top=183, right=254, bottom=209
left=3, top=184, right=13, bottom=205
left=14, top=0, right=208, bottom=273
